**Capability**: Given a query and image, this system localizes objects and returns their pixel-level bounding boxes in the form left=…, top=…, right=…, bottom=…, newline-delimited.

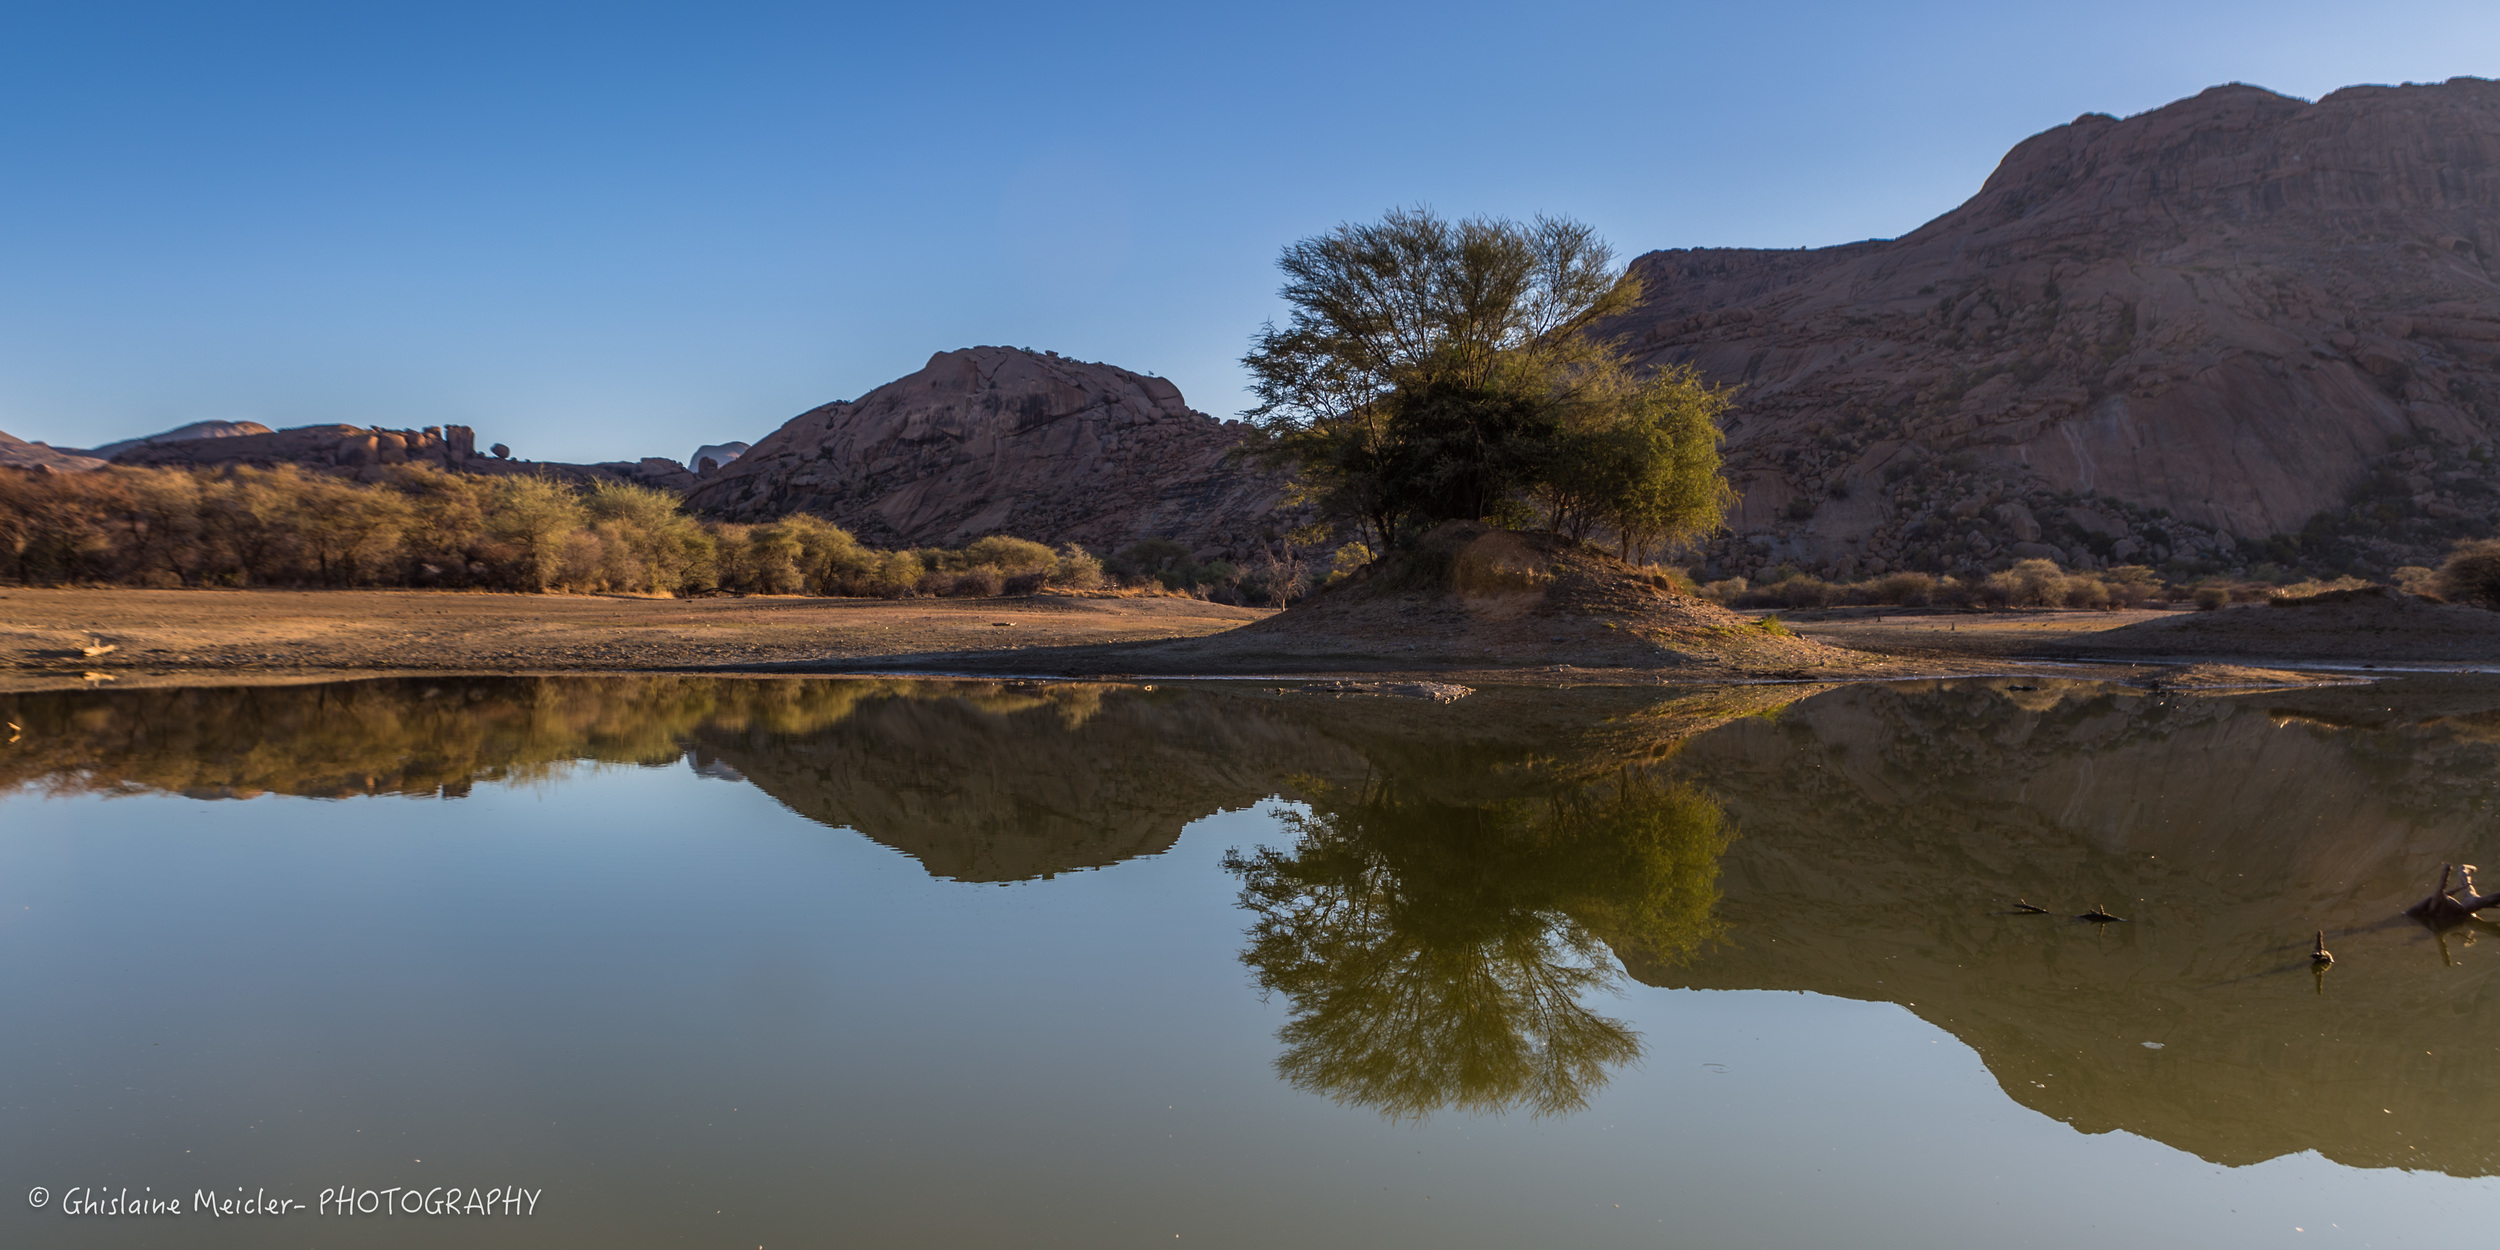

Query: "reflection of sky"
left=2, top=764, right=2490, bottom=1248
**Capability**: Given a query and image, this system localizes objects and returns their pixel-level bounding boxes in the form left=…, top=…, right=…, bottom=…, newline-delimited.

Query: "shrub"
left=868, top=551, right=921, bottom=598
left=963, top=535, right=1057, bottom=577
left=2436, top=538, right=2500, bottom=608
left=1866, top=572, right=1936, bottom=606
left=2392, top=565, right=2442, bottom=597
left=1107, top=538, right=1192, bottom=586
left=950, top=566, right=1004, bottom=598
left=1050, top=544, right=1105, bottom=590
left=2192, top=585, right=2229, bottom=611
left=1324, top=543, right=1374, bottom=587
left=2060, top=576, right=2111, bottom=610
left=1696, top=577, right=1746, bottom=605
left=1002, top=569, right=1048, bottom=595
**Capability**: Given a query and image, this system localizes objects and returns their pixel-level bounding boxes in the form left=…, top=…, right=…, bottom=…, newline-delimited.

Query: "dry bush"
left=950, top=566, right=1004, bottom=598
left=0, top=463, right=1151, bottom=602
left=1865, top=572, right=1936, bottom=606
left=2437, top=538, right=2500, bottom=609
left=2393, top=565, right=2443, bottom=598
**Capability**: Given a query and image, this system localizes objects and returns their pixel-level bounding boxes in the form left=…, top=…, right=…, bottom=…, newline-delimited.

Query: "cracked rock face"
left=1603, top=77, right=2500, bottom=581
left=685, top=346, right=1294, bottom=559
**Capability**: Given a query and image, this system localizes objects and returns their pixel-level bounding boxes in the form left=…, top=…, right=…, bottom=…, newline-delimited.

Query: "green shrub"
left=1050, top=544, right=1105, bottom=590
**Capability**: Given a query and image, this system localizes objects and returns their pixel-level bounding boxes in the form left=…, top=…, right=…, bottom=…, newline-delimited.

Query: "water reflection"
left=1653, top=676, right=2500, bottom=1176
left=1225, top=770, right=1727, bottom=1119
left=10, top=674, right=2500, bottom=1176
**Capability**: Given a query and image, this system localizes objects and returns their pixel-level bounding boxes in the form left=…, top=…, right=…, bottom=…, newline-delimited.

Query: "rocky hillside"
left=684, top=346, right=1295, bottom=561
left=0, top=430, right=104, bottom=473
left=1608, top=77, right=2500, bottom=582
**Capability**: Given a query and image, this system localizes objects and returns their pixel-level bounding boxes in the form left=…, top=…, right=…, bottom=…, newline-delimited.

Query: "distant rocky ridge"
left=84, top=419, right=273, bottom=460
left=685, top=346, right=1296, bottom=561
left=1606, top=77, right=2500, bottom=581
left=0, top=429, right=105, bottom=473
left=95, top=422, right=704, bottom=491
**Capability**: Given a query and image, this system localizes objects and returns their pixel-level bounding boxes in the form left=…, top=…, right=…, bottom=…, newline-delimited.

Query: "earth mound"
left=1603, top=76, right=2500, bottom=581
left=2048, top=584, right=2500, bottom=662
left=1125, top=522, right=1866, bottom=674
left=682, top=346, right=1295, bottom=561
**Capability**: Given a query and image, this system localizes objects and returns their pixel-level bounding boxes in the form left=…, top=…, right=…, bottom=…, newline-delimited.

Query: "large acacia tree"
left=1243, top=207, right=1733, bottom=556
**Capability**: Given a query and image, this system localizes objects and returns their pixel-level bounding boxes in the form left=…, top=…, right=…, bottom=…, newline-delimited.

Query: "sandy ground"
left=0, top=587, right=1269, bottom=691
left=1778, top=608, right=2185, bottom=660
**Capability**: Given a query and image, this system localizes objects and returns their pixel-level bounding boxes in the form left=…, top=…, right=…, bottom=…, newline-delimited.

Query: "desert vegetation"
left=1243, top=208, right=1732, bottom=560
left=0, top=463, right=1260, bottom=599
left=1689, top=548, right=2500, bottom=614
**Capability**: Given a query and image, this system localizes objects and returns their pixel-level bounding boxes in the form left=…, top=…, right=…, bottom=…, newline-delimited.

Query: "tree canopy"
left=1243, top=207, right=1734, bottom=557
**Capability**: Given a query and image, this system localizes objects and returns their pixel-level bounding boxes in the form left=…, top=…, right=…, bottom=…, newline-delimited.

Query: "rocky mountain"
left=102, top=421, right=700, bottom=491
left=1608, top=77, right=2500, bottom=581
left=684, top=346, right=1295, bottom=561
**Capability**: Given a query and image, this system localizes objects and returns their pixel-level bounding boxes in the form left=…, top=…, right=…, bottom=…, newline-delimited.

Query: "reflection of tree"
left=1224, top=769, right=1729, bottom=1120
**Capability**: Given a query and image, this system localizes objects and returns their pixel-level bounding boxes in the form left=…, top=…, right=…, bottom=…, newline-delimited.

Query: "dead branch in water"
left=2408, top=864, right=2500, bottom=927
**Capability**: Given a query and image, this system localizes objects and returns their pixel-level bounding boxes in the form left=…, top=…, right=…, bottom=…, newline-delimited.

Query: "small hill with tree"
left=1158, top=207, right=1859, bottom=673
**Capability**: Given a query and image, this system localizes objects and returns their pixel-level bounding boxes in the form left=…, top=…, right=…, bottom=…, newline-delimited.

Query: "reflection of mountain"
left=0, top=677, right=1784, bottom=883
left=1645, top=676, right=2500, bottom=1176
left=696, top=687, right=1363, bottom=881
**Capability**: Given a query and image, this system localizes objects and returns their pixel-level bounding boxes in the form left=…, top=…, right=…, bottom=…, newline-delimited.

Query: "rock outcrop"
left=105, top=422, right=700, bottom=491
left=690, top=441, right=749, bottom=477
left=685, top=346, right=1294, bottom=560
left=1606, top=77, right=2500, bottom=580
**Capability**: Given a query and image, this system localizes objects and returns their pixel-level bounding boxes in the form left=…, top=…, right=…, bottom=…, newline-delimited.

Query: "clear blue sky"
left=2, top=0, right=2494, bottom=463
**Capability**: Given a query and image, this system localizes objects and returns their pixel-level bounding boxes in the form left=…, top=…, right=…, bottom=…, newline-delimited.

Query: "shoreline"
left=1, top=586, right=2472, bottom=693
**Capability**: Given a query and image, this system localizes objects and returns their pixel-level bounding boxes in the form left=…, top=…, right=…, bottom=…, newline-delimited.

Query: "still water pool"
left=4, top=675, right=2499, bottom=1247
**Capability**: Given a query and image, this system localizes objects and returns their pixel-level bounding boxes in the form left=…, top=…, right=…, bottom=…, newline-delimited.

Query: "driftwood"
left=2408, top=864, right=2500, bottom=927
